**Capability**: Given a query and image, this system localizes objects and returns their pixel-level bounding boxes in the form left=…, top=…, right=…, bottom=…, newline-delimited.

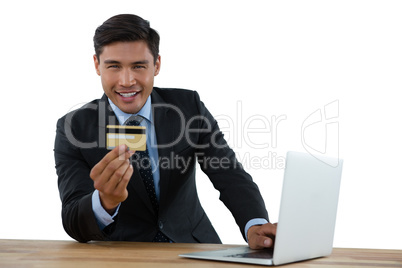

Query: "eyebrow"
left=103, top=59, right=150, bottom=65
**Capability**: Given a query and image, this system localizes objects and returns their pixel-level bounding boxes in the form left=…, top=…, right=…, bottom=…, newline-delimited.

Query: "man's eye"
left=107, top=65, right=119, bottom=69
left=133, top=65, right=146, bottom=69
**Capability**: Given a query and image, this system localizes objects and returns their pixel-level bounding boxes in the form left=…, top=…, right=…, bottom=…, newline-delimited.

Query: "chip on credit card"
left=106, top=125, right=146, bottom=151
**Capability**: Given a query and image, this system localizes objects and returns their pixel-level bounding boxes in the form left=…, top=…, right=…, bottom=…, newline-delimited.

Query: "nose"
left=119, top=69, right=136, bottom=87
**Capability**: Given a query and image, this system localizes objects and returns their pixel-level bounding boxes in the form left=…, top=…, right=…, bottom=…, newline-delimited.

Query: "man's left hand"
left=247, top=222, right=277, bottom=249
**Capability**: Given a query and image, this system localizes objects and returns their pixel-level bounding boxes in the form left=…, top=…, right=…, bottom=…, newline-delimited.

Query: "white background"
left=0, top=0, right=401, bottom=249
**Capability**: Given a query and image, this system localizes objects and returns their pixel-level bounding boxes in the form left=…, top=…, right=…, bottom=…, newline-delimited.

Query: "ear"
left=154, top=55, right=161, bottom=76
left=93, top=54, right=101, bottom=76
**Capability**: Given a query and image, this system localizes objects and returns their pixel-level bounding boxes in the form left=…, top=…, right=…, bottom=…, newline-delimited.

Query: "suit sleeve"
left=54, top=116, right=108, bottom=242
left=191, top=92, right=269, bottom=241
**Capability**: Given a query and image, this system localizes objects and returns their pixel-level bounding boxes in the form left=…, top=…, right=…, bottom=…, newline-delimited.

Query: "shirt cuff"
left=91, top=190, right=120, bottom=230
left=244, top=218, right=269, bottom=242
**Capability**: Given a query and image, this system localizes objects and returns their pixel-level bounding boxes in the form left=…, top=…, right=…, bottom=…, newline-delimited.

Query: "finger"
left=102, top=159, right=131, bottom=193
left=252, top=236, right=274, bottom=249
left=90, top=145, right=124, bottom=179
left=90, top=145, right=133, bottom=182
left=115, top=163, right=133, bottom=192
left=249, top=232, right=274, bottom=249
left=97, top=161, right=133, bottom=211
left=92, top=145, right=129, bottom=174
left=101, top=153, right=134, bottom=185
left=259, top=223, right=277, bottom=237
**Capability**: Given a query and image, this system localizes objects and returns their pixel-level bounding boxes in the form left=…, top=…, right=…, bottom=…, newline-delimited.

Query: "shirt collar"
left=108, top=95, right=153, bottom=125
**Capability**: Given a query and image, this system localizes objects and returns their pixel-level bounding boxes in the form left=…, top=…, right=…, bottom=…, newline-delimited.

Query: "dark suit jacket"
left=55, top=88, right=268, bottom=243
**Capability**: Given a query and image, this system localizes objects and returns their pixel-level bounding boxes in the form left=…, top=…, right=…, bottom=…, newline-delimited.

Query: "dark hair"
left=93, top=14, right=160, bottom=63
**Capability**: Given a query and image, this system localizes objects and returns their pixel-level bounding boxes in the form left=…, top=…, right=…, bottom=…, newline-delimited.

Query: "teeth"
left=119, top=92, right=138, bottom=97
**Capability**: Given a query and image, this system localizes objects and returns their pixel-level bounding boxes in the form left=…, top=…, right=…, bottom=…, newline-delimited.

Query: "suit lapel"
left=151, top=89, right=178, bottom=211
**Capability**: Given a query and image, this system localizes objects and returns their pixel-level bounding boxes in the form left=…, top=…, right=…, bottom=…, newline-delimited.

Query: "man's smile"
left=117, top=91, right=139, bottom=98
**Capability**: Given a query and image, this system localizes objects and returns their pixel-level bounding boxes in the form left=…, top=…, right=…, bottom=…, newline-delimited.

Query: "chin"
left=121, top=104, right=141, bottom=114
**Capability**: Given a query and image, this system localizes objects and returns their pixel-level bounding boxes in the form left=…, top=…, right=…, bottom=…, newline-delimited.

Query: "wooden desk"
left=0, top=239, right=401, bottom=267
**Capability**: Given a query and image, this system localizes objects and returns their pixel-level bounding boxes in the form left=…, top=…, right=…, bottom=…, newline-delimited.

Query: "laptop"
left=180, top=151, right=343, bottom=266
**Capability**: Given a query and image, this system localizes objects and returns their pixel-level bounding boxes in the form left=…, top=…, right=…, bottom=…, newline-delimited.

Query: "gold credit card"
left=106, top=125, right=146, bottom=151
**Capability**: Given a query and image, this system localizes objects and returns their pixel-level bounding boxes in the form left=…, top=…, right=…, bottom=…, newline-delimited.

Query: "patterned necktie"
left=125, top=116, right=170, bottom=242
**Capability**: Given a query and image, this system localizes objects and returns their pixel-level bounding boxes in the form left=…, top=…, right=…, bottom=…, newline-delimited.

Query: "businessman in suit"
left=55, top=14, right=276, bottom=249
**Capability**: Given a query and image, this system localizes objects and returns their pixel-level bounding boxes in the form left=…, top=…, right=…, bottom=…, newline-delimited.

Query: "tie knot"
left=125, top=116, right=143, bottom=126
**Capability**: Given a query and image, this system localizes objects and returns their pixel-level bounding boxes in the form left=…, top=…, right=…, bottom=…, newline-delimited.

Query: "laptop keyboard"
left=226, top=248, right=274, bottom=259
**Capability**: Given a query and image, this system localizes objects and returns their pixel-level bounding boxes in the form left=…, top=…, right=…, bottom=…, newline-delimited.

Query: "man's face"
left=94, top=41, right=161, bottom=114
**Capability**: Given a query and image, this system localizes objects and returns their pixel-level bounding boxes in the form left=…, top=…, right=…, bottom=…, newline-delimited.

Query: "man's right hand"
left=90, top=144, right=134, bottom=214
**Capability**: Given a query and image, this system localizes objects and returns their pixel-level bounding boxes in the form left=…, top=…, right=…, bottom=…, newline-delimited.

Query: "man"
left=55, top=14, right=276, bottom=249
